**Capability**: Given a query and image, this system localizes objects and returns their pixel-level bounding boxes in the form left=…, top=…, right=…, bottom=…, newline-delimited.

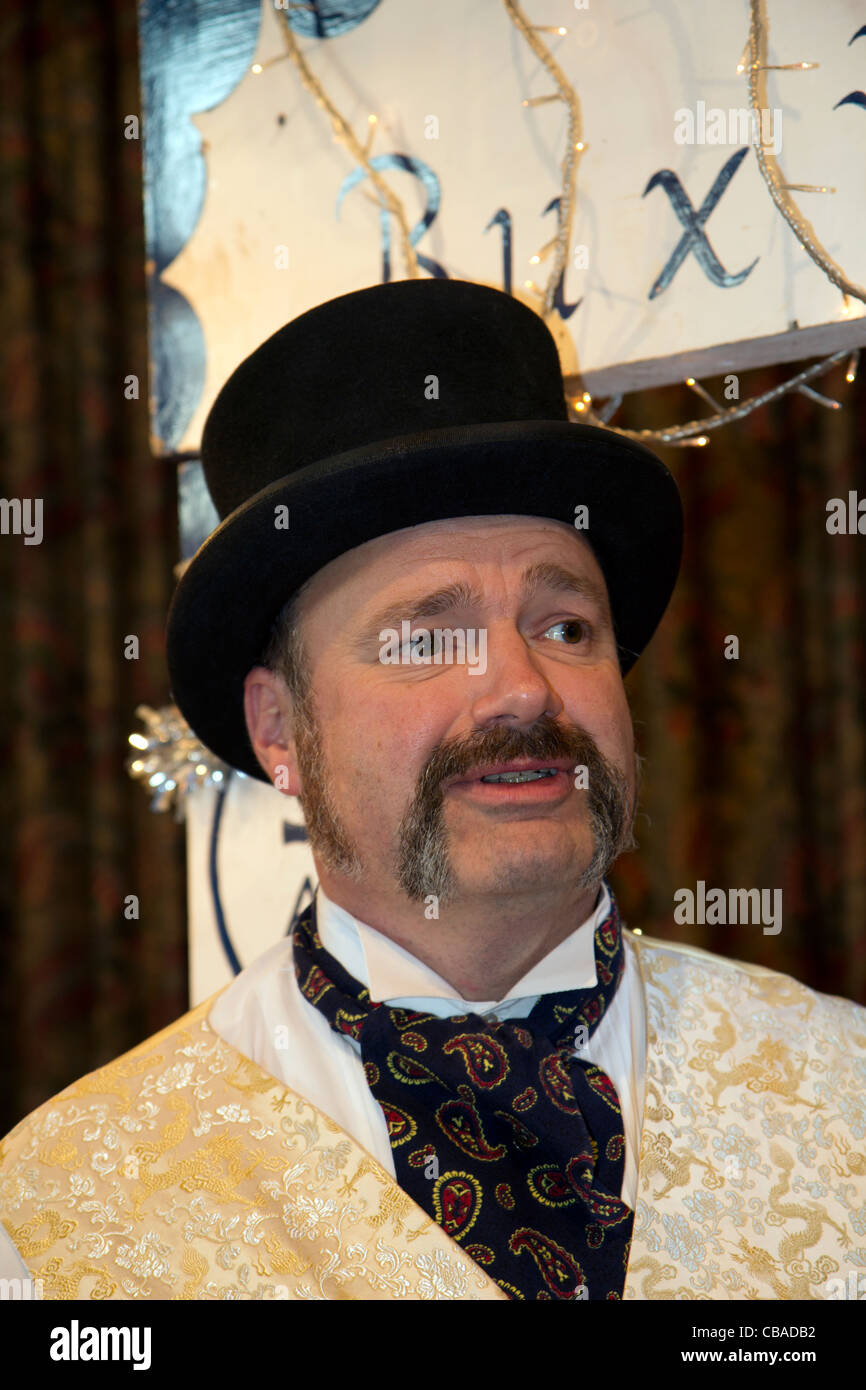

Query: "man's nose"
left=464, top=623, right=564, bottom=728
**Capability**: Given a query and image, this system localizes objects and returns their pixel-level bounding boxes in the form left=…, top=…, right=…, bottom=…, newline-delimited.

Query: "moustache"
left=414, top=714, right=625, bottom=801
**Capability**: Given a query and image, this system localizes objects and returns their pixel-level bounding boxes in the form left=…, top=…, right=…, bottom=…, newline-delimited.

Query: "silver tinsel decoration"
left=126, top=703, right=238, bottom=817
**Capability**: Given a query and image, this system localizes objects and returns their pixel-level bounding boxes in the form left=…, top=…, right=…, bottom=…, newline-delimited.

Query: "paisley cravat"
left=292, top=885, right=634, bottom=1300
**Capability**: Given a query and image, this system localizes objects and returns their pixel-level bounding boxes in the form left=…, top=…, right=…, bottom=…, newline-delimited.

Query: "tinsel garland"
left=126, top=703, right=236, bottom=817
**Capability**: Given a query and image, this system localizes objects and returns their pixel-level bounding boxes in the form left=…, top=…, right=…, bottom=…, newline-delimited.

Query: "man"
left=1, top=280, right=864, bottom=1301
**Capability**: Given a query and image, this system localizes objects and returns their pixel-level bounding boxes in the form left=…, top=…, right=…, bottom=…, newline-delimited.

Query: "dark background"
left=1, top=0, right=864, bottom=1135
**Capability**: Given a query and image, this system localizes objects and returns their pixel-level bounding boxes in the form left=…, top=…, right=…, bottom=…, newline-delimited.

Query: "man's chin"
left=450, top=810, right=594, bottom=852
left=448, top=838, right=601, bottom=900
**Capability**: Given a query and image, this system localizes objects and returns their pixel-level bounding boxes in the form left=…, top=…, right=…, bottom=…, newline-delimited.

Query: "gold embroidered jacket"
left=1, top=933, right=865, bottom=1300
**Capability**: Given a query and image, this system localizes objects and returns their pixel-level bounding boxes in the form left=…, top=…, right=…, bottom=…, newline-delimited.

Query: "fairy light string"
left=580, top=348, right=851, bottom=445
left=273, top=11, right=420, bottom=279
left=503, top=0, right=582, bottom=317
left=580, top=2, right=866, bottom=444
left=744, top=0, right=866, bottom=307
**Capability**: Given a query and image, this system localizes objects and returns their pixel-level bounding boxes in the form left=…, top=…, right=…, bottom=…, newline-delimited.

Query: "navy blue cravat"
left=292, top=885, right=634, bottom=1300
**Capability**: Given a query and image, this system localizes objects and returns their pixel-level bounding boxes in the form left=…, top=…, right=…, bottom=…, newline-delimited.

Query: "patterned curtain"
left=611, top=371, right=866, bottom=1006
left=0, top=0, right=187, bottom=1135
left=1, top=1, right=863, bottom=1141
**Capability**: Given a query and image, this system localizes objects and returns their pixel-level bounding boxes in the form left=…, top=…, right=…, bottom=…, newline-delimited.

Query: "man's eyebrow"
left=364, top=582, right=478, bottom=639
left=361, top=562, right=611, bottom=641
left=520, top=562, right=610, bottom=618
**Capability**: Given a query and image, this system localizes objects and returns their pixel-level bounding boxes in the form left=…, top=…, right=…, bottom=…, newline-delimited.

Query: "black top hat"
left=166, top=278, right=683, bottom=782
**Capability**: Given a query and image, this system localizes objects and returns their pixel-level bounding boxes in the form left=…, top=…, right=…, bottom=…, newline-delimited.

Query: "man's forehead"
left=298, top=514, right=609, bottom=612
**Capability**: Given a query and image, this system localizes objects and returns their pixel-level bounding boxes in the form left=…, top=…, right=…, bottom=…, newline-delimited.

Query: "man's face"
left=247, top=516, right=638, bottom=909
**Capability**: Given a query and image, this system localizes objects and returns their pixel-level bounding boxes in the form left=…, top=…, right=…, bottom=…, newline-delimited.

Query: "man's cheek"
left=589, top=709, right=632, bottom=767
left=341, top=759, right=395, bottom=818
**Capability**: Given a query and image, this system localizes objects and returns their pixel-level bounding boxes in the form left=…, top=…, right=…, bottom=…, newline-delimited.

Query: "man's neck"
left=313, top=874, right=604, bottom=1000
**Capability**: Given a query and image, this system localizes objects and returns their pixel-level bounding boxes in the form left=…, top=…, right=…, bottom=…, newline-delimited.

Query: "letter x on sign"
left=643, top=147, right=758, bottom=300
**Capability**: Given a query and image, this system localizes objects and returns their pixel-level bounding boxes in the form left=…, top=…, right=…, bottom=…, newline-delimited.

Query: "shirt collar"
left=314, top=880, right=611, bottom=1018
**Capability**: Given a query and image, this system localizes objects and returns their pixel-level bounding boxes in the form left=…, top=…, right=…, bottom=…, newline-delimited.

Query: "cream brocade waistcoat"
left=2, top=933, right=865, bottom=1301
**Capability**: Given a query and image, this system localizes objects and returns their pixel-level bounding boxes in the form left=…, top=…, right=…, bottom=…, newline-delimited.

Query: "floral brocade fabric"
left=2, top=928, right=866, bottom=1300
left=0, top=1002, right=507, bottom=1301
left=292, top=890, right=634, bottom=1301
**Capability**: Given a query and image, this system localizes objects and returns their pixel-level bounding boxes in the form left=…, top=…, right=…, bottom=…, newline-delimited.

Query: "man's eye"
left=544, top=619, right=590, bottom=645
left=404, top=629, right=441, bottom=654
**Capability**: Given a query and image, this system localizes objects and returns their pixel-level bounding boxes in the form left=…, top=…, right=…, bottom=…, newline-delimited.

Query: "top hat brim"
left=166, top=418, right=682, bottom=782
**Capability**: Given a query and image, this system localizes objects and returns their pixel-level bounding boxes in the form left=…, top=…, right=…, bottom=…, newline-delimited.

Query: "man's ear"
left=243, top=666, right=302, bottom=794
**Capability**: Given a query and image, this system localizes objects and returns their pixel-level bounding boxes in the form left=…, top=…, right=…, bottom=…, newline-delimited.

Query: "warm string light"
left=250, top=54, right=292, bottom=76
left=685, top=376, right=722, bottom=411
left=504, top=0, right=583, bottom=317
left=668, top=434, right=709, bottom=448
left=581, top=349, right=852, bottom=447
left=779, top=183, right=836, bottom=194
left=846, top=350, right=860, bottom=383
left=529, top=236, right=558, bottom=265
left=742, top=62, right=819, bottom=72
left=737, top=39, right=819, bottom=75
left=276, top=12, right=419, bottom=279
left=744, top=0, right=866, bottom=309
left=797, top=384, right=841, bottom=410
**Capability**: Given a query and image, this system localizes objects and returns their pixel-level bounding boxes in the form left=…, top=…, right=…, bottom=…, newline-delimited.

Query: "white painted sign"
left=160, top=0, right=866, bottom=452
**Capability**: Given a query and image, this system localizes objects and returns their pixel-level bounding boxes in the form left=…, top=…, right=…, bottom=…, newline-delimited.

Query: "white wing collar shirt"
left=208, top=879, right=647, bottom=1208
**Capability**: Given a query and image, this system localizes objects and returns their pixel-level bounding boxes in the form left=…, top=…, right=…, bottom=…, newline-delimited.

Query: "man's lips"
left=444, top=758, right=578, bottom=804
left=445, top=757, right=577, bottom=787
